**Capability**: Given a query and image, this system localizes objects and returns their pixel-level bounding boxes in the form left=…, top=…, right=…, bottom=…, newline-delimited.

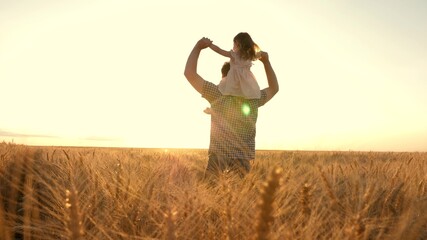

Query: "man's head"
left=221, top=62, right=231, bottom=78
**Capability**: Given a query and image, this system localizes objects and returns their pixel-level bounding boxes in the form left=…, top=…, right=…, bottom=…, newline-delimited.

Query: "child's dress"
left=218, top=51, right=261, bottom=99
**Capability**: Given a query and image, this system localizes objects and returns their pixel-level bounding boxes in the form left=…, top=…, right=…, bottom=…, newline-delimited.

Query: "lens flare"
left=242, top=103, right=251, bottom=116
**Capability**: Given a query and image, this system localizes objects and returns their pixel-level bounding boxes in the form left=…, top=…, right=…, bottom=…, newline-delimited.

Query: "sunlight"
left=1, top=1, right=426, bottom=151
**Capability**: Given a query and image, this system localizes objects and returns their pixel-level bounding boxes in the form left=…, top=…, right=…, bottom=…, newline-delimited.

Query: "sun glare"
left=242, top=103, right=251, bottom=116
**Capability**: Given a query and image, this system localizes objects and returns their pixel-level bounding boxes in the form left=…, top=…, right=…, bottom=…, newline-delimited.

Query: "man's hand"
left=259, top=51, right=278, bottom=103
left=184, top=37, right=212, bottom=94
left=196, top=37, right=213, bottom=50
left=259, top=51, right=269, bottom=64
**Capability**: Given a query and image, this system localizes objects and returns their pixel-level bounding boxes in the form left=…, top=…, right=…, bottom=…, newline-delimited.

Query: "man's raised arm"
left=184, top=37, right=212, bottom=94
left=259, top=51, right=279, bottom=103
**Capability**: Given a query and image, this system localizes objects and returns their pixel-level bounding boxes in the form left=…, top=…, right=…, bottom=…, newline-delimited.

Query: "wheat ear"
left=163, top=208, right=178, bottom=240
left=254, top=167, right=283, bottom=240
left=299, top=183, right=312, bottom=219
left=65, top=186, right=83, bottom=240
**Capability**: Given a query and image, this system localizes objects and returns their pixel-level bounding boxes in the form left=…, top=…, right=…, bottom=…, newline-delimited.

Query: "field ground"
left=1, top=142, right=426, bottom=239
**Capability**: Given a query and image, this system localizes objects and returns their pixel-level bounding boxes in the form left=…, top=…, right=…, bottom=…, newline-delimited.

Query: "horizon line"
left=2, top=142, right=425, bottom=153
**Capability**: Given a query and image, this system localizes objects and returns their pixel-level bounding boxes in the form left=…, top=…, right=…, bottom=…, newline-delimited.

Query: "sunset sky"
left=1, top=0, right=426, bottom=152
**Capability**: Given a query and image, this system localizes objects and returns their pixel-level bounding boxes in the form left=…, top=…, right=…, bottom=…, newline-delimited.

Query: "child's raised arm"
left=209, top=43, right=232, bottom=58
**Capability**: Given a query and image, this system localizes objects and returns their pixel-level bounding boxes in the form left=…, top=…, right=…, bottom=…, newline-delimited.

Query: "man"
left=184, top=37, right=279, bottom=178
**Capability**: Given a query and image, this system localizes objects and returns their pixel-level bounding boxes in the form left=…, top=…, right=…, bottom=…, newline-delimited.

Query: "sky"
left=1, top=0, right=426, bottom=152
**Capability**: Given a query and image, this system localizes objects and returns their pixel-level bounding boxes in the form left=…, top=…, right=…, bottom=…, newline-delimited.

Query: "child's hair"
left=233, top=32, right=260, bottom=61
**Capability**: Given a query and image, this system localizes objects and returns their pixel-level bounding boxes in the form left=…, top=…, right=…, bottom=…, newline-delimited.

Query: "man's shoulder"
left=202, top=80, right=216, bottom=89
left=202, top=81, right=221, bottom=102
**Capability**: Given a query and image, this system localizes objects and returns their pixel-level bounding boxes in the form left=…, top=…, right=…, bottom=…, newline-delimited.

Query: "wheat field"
left=0, top=142, right=426, bottom=239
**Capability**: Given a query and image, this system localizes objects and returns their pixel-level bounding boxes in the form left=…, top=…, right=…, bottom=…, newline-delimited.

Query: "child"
left=210, top=32, right=262, bottom=99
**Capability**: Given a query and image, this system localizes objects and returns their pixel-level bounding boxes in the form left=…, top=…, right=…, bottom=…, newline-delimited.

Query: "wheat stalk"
left=383, top=182, right=405, bottom=216
left=163, top=207, right=178, bottom=240
left=65, top=186, right=83, bottom=240
left=6, top=152, right=24, bottom=232
left=318, top=168, right=345, bottom=214
left=345, top=213, right=365, bottom=239
left=221, top=181, right=235, bottom=240
left=254, top=167, right=283, bottom=240
left=299, top=183, right=312, bottom=219
left=0, top=198, right=11, bottom=240
left=23, top=164, right=33, bottom=240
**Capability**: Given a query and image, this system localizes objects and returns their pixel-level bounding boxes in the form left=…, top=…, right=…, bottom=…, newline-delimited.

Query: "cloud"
left=0, top=130, right=57, bottom=138
left=0, top=130, right=119, bottom=142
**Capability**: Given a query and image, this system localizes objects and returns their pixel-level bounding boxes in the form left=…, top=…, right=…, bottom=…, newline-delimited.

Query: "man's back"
left=202, top=81, right=267, bottom=161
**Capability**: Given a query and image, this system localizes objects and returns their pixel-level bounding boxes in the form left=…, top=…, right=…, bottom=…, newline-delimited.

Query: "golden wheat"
left=1, top=143, right=427, bottom=239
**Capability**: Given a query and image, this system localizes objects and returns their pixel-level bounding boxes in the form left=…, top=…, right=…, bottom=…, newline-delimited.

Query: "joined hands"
left=197, top=37, right=213, bottom=49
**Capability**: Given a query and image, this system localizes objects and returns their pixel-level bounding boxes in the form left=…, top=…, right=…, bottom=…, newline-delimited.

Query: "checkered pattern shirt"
left=202, top=81, right=268, bottom=161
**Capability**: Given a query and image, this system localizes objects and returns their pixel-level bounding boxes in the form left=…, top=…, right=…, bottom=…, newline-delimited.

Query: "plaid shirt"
left=202, top=81, right=268, bottom=161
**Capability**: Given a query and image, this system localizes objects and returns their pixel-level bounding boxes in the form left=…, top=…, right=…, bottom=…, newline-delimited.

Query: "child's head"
left=233, top=32, right=260, bottom=61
